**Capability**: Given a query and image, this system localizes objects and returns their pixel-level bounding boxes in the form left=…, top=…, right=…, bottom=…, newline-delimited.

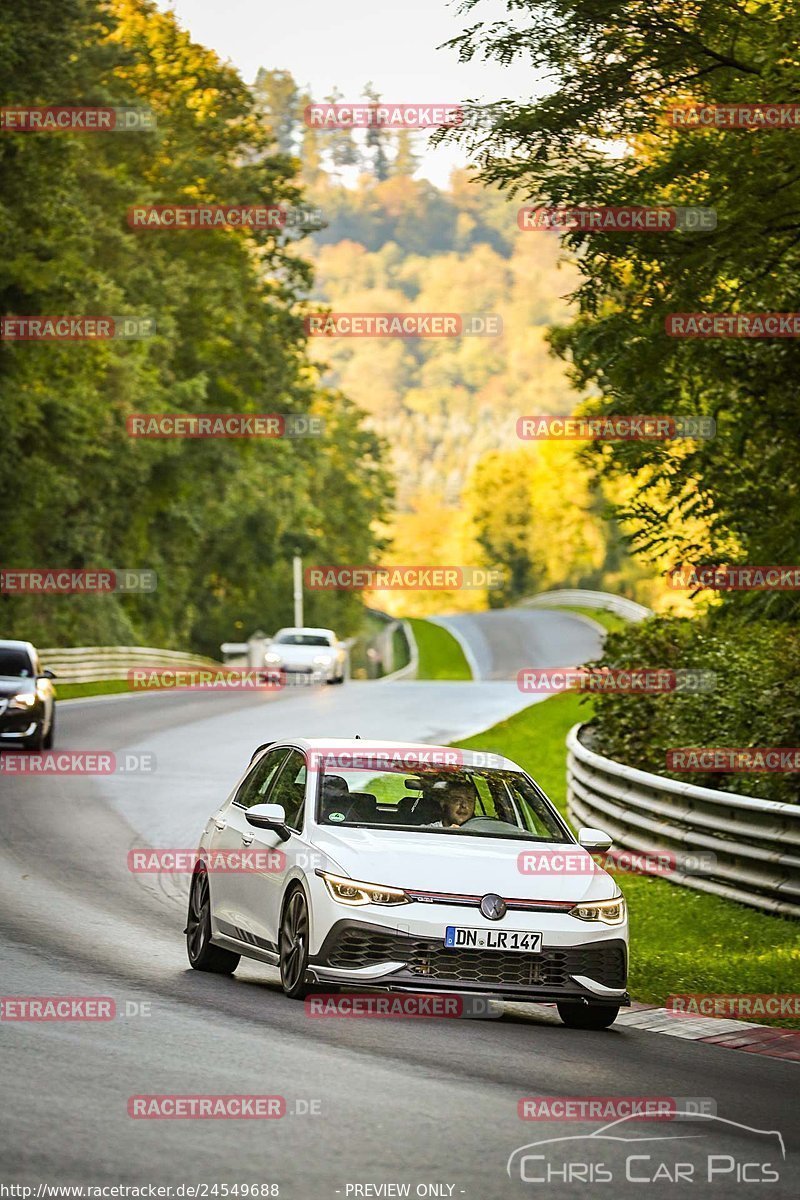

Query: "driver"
left=427, top=783, right=476, bottom=828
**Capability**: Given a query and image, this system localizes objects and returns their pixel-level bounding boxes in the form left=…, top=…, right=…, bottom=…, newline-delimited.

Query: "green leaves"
left=440, top=0, right=800, bottom=617
left=0, top=0, right=390, bottom=652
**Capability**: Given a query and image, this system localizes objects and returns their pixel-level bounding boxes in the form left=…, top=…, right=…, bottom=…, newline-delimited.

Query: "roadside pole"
left=293, top=554, right=304, bottom=628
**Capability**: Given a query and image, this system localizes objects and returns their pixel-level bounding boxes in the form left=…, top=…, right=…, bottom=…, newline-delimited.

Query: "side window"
left=269, top=749, right=307, bottom=831
left=234, top=747, right=289, bottom=810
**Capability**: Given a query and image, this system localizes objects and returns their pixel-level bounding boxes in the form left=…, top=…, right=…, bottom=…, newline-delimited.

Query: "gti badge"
left=480, top=893, right=507, bottom=921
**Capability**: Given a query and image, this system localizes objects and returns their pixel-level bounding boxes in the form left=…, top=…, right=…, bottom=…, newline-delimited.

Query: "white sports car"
left=186, top=738, right=629, bottom=1028
left=263, top=628, right=346, bottom=684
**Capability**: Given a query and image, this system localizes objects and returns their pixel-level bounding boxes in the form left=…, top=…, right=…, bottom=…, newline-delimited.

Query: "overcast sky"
left=155, top=0, right=543, bottom=186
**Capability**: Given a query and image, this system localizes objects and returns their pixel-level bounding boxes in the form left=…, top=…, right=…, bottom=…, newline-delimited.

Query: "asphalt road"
left=0, top=609, right=796, bottom=1197
left=428, top=609, right=605, bottom=680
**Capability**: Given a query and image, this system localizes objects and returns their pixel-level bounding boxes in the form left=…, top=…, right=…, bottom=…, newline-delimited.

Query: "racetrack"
left=1, top=610, right=796, bottom=1196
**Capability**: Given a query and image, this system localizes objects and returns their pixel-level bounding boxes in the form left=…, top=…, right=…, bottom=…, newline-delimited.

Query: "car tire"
left=186, top=865, right=240, bottom=974
left=279, top=887, right=312, bottom=999
left=42, top=711, right=55, bottom=750
left=557, top=1002, right=620, bottom=1029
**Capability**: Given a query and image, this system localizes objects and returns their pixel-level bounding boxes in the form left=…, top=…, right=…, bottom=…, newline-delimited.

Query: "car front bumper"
left=306, top=917, right=629, bottom=1005
left=0, top=698, right=43, bottom=742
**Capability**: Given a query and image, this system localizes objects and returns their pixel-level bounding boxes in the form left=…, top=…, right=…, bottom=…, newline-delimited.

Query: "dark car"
left=0, top=640, right=56, bottom=750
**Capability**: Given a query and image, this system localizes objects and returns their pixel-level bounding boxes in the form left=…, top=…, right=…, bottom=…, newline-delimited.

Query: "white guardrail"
left=522, top=588, right=653, bottom=622
left=39, top=645, right=223, bottom=685
left=567, top=724, right=800, bottom=919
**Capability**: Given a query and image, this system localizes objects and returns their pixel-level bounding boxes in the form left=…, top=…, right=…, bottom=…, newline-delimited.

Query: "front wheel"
left=557, top=1001, right=620, bottom=1029
left=280, top=888, right=311, bottom=998
left=43, top=711, right=55, bottom=750
left=186, top=866, right=240, bottom=974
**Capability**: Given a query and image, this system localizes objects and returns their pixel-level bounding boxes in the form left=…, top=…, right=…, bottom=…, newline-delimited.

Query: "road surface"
left=0, top=610, right=796, bottom=1197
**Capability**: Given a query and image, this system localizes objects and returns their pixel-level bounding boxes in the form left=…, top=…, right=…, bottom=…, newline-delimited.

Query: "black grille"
left=323, top=926, right=626, bottom=989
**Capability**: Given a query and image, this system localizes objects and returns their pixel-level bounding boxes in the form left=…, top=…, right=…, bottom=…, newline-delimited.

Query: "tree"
left=315, top=85, right=358, bottom=182
left=0, top=0, right=390, bottom=652
left=392, top=130, right=419, bottom=178
left=363, top=81, right=390, bottom=181
left=439, top=0, right=800, bottom=616
left=253, top=67, right=301, bottom=156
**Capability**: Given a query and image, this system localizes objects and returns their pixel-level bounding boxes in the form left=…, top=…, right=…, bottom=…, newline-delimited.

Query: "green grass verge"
left=456, top=693, right=800, bottom=1024
left=406, top=618, right=472, bottom=680
left=55, top=679, right=137, bottom=700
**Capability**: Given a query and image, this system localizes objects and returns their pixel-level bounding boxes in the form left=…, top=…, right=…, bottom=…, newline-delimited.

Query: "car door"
left=236, top=748, right=312, bottom=949
left=208, top=746, right=290, bottom=944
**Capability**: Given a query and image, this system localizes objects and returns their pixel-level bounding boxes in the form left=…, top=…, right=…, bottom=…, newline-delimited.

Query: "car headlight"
left=9, top=693, right=37, bottom=710
left=265, top=652, right=282, bottom=665
left=316, top=870, right=409, bottom=906
left=569, top=895, right=627, bottom=925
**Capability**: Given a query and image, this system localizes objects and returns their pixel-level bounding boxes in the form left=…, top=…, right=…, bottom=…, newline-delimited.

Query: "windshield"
left=0, top=649, right=34, bottom=678
left=315, top=766, right=569, bottom=843
left=275, top=633, right=332, bottom=647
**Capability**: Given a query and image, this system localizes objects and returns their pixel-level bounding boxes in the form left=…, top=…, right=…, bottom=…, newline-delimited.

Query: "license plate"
left=444, top=926, right=542, bottom=953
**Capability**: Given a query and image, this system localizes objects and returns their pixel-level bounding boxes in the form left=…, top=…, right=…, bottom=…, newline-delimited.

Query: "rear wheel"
left=280, top=888, right=311, bottom=998
left=557, top=1001, right=620, bottom=1029
left=186, top=866, right=240, bottom=974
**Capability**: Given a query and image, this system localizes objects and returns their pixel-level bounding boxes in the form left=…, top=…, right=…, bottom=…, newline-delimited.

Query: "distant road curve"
left=427, top=608, right=605, bottom=680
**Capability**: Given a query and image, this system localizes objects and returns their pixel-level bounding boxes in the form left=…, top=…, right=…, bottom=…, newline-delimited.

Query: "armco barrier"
left=567, top=724, right=800, bottom=918
left=522, top=589, right=652, bottom=622
left=39, top=645, right=223, bottom=685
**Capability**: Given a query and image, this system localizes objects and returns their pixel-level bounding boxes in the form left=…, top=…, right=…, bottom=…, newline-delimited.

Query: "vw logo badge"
left=480, top=893, right=507, bottom=921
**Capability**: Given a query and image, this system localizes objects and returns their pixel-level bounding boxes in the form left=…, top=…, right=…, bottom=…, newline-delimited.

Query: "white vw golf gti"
left=186, top=738, right=629, bottom=1028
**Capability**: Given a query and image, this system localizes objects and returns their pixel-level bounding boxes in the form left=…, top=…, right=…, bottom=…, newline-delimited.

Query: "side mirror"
left=39, top=669, right=56, bottom=680
left=578, top=827, right=613, bottom=852
left=245, top=802, right=289, bottom=840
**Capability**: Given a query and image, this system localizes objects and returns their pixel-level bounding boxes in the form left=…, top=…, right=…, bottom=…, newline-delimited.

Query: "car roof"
left=273, top=627, right=336, bottom=637
left=0, top=640, right=36, bottom=654
left=267, top=737, right=521, bottom=772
